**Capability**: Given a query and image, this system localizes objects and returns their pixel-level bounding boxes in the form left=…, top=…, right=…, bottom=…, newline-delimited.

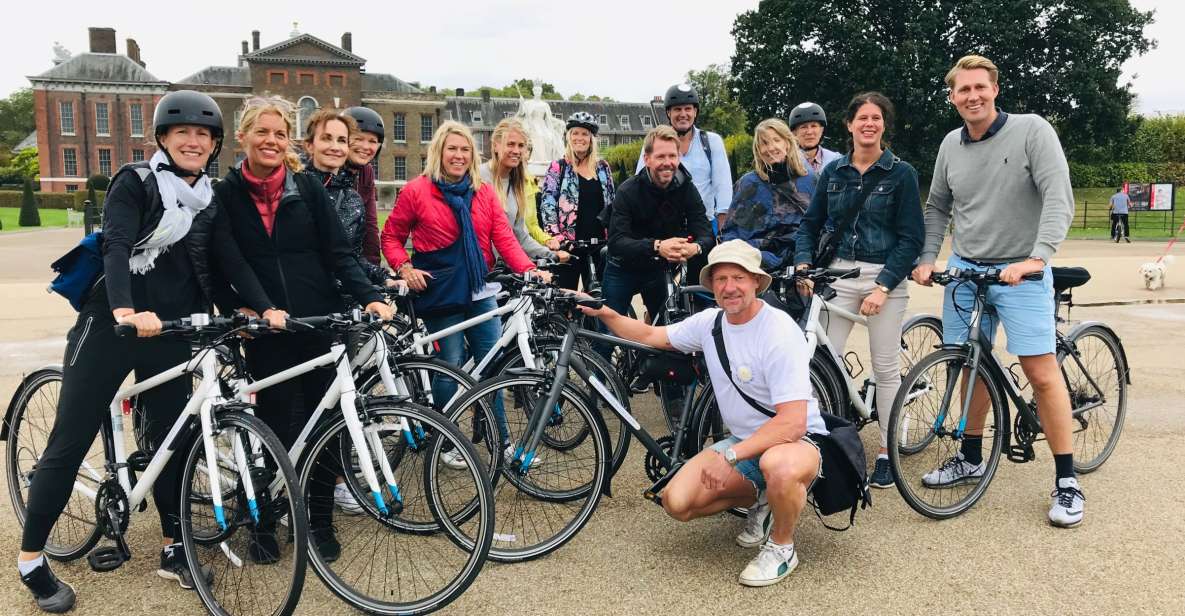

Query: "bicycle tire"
left=689, top=388, right=747, bottom=519
left=5, top=368, right=105, bottom=562
left=1061, top=325, right=1128, bottom=473
left=180, top=410, right=308, bottom=616
left=887, top=348, right=1006, bottom=519
left=445, top=373, right=609, bottom=563
left=900, top=315, right=943, bottom=376
left=299, top=402, right=494, bottom=615
left=809, top=349, right=850, bottom=421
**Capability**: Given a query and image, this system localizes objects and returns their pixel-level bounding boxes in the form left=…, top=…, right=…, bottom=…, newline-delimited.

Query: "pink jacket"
left=381, top=175, right=536, bottom=274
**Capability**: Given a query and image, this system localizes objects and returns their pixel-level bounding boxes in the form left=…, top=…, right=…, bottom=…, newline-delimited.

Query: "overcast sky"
left=2, top=0, right=1180, bottom=114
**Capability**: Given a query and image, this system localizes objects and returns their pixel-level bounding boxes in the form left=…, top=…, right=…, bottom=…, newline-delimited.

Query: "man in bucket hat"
left=580, top=240, right=824, bottom=587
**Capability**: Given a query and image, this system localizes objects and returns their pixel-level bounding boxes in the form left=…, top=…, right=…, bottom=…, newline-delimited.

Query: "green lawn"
left=0, top=207, right=69, bottom=233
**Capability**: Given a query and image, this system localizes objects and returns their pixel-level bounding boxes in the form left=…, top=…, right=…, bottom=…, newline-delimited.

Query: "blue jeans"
left=421, top=295, right=509, bottom=444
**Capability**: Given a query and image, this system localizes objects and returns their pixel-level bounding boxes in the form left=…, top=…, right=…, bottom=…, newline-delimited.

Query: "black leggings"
left=21, top=305, right=191, bottom=552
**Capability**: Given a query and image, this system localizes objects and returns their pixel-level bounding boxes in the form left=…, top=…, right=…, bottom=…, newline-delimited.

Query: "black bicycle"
left=886, top=266, right=1130, bottom=519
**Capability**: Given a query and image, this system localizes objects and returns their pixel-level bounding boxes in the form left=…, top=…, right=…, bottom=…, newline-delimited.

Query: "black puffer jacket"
left=606, top=165, right=714, bottom=272
left=101, top=162, right=271, bottom=318
left=299, top=158, right=389, bottom=285
left=212, top=164, right=383, bottom=317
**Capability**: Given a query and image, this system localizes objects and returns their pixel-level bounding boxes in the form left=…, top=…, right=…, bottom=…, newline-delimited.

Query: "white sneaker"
left=1048, top=477, right=1085, bottom=528
left=440, top=449, right=468, bottom=470
left=736, top=492, right=772, bottom=548
left=504, top=443, right=544, bottom=469
left=738, top=541, right=799, bottom=587
left=921, top=454, right=985, bottom=488
left=334, top=483, right=363, bottom=515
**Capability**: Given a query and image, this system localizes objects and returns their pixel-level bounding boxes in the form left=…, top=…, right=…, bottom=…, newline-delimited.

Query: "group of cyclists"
left=15, top=52, right=1087, bottom=611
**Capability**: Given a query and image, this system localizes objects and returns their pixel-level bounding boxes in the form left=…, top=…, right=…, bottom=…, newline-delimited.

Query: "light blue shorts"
left=709, top=436, right=823, bottom=493
left=941, top=254, right=1056, bottom=356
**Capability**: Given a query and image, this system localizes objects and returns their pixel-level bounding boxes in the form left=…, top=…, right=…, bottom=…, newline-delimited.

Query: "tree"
left=686, top=64, right=748, bottom=136
left=87, top=174, right=110, bottom=191
left=731, top=0, right=1155, bottom=175
left=19, top=178, right=40, bottom=227
left=0, top=88, right=34, bottom=151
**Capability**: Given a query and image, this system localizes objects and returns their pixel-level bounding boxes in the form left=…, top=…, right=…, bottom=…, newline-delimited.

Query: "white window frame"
left=296, top=96, right=319, bottom=140
left=392, top=113, right=406, bottom=142
left=59, top=101, right=75, bottom=135
left=95, top=102, right=110, bottom=136
left=97, top=148, right=112, bottom=176
left=207, top=158, right=220, bottom=178
left=597, top=114, right=608, bottom=126
left=640, top=115, right=654, bottom=128
left=63, top=148, right=78, bottom=176
left=131, top=148, right=145, bottom=162
left=394, top=156, right=407, bottom=181
left=619, top=115, right=631, bottom=130
left=598, top=136, right=610, bottom=149
left=420, top=115, right=434, bottom=143
left=129, top=103, right=144, bottom=137
left=470, top=111, right=483, bottom=125
left=552, top=112, right=562, bottom=120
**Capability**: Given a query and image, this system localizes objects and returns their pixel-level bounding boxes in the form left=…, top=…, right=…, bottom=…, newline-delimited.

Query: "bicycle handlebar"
left=931, top=267, right=1044, bottom=286
left=113, top=314, right=270, bottom=339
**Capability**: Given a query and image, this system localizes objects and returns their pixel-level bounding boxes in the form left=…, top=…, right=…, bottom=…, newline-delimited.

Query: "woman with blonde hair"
left=539, top=111, right=616, bottom=290
left=381, top=120, right=549, bottom=449
left=479, top=118, right=567, bottom=262
left=213, top=96, right=392, bottom=561
left=720, top=118, right=810, bottom=270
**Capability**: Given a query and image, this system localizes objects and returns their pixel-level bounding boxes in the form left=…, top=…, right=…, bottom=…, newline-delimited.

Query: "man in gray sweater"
left=911, top=55, right=1084, bottom=528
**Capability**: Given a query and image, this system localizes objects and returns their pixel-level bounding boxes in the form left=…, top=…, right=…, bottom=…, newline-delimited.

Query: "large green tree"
left=686, top=64, right=748, bottom=136
left=0, top=89, right=34, bottom=151
left=731, top=0, right=1155, bottom=175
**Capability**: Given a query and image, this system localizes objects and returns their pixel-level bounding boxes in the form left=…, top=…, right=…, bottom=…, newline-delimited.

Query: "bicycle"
left=4, top=315, right=307, bottom=616
left=231, top=310, right=496, bottom=615
left=886, top=266, right=1130, bottom=519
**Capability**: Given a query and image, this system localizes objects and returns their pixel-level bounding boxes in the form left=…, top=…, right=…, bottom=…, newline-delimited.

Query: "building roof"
left=244, top=33, right=365, bottom=67
left=28, top=52, right=166, bottom=85
left=446, top=96, right=657, bottom=134
left=176, top=65, right=250, bottom=87
left=12, top=131, right=37, bottom=153
left=361, top=72, right=421, bottom=94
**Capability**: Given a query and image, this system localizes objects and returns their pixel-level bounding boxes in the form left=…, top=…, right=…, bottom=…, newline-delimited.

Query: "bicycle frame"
left=800, top=294, right=876, bottom=419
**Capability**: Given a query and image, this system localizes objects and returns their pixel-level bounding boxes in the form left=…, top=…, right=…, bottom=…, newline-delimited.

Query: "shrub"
left=86, top=174, right=110, bottom=191
left=19, top=179, right=41, bottom=226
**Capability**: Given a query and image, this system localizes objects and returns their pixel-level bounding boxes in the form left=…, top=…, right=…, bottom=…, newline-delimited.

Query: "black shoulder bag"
left=710, top=312, right=871, bottom=531
left=811, top=177, right=879, bottom=268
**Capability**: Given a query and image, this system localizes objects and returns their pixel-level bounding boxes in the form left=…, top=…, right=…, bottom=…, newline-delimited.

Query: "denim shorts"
left=709, top=436, right=823, bottom=493
left=941, top=254, right=1056, bottom=356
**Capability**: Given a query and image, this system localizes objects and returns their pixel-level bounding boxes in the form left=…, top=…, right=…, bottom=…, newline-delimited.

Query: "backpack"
left=710, top=311, right=871, bottom=530
left=47, top=165, right=153, bottom=311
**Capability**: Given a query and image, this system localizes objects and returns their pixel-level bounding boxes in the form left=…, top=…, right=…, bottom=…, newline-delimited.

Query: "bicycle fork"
left=336, top=349, right=403, bottom=516
left=512, top=330, right=578, bottom=473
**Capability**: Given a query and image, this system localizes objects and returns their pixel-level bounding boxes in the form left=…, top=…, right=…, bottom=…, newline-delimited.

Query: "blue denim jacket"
left=793, top=149, right=924, bottom=289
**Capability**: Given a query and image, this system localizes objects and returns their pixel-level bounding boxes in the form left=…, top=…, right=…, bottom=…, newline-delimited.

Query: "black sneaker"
left=628, top=375, right=651, bottom=394
left=19, top=561, right=76, bottom=613
left=313, top=527, right=341, bottom=563
left=158, top=543, right=213, bottom=590
left=248, top=530, right=281, bottom=565
left=869, top=457, right=894, bottom=489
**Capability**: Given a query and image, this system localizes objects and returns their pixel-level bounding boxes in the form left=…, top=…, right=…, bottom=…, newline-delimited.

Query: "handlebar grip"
left=1022, top=271, right=1045, bottom=281
left=114, top=323, right=137, bottom=338
left=576, top=297, right=604, bottom=310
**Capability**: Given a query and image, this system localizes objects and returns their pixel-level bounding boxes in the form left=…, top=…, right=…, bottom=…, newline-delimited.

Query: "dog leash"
left=1156, top=217, right=1185, bottom=263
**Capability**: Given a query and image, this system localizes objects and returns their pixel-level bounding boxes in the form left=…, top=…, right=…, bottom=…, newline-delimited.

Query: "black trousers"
left=22, top=299, right=191, bottom=552
left=1111, top=213, right=1129, bottom=239
left=244, top=332, right=338, bottom=530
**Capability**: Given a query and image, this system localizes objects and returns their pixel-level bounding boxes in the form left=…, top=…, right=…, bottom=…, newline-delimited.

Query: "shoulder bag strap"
left=711, top=311, right=775, bottom=418
left=821, top=172, right=881, bottom=256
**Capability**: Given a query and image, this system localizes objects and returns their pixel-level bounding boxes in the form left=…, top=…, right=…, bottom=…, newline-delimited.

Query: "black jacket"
left=213, top=165, right=383, bottom=317
left=101, top=162, right=271, bottom=318
left=298, top=159, right=389, bottom=285
left=606, top=165, right=714, bottom=272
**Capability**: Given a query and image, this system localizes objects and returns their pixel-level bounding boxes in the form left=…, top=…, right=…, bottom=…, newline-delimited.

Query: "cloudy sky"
left=2, top=0, right=1180, bottom=114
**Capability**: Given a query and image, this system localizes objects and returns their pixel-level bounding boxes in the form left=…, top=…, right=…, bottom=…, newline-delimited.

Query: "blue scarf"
left=434, top=174, right=488, bottom=295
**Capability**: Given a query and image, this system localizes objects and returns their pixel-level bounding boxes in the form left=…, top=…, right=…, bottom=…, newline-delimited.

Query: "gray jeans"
left=822, top=259, right=909, bottom=450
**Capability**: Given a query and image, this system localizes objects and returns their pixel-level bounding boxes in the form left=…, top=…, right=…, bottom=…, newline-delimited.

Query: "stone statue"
left=514, top=80, right=567, bottom=176
left=52, top=42, right=72, bottom=66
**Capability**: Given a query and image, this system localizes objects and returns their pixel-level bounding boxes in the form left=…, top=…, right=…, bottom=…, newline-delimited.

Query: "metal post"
left=83, top=199, right=100, bottom=235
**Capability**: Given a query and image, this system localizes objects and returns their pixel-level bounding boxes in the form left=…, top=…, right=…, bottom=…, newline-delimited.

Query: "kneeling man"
left=580, top=240, right=824, bottom=587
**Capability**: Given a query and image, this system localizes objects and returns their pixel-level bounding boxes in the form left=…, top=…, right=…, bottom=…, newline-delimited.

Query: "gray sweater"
left=480, top=164, right=552, bottom=260
left=921, top=113, right=1074, bottom=265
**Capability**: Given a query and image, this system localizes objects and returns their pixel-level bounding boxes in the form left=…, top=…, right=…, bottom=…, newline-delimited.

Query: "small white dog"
left=1139, top=254, right=1174, bottom=290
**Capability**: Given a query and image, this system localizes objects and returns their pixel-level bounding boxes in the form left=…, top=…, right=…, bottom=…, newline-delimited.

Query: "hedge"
left=1068, top=162, right=1185, bottom=188
left=602, top=134, right=759, bottom=188
left=0, top=190, right=105, bottom=210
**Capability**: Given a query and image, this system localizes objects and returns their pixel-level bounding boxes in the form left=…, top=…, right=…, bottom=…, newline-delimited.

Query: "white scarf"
left=129, top=150, right=214, bottom=274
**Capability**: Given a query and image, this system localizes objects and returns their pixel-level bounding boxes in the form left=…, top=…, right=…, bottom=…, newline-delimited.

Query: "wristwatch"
left=722, top=447, right=738, bottom=467
left=876, top=284, right=891, bottom=294
left=653, top=239, right=662, bottom=254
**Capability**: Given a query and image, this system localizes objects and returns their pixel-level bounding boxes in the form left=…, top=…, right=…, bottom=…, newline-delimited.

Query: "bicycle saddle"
left=1051, top=267, right=1091, bottom=293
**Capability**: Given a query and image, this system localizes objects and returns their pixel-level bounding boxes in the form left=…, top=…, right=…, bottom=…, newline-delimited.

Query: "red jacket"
left=381, top=175, right=536, bottom=274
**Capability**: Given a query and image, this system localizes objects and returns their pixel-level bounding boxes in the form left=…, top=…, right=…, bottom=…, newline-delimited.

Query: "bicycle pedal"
left=127, top=450, right=151, bottom=472
left=87, top=546, right=128, bottom=572
left=1006, top=445, right=1036, bottom=463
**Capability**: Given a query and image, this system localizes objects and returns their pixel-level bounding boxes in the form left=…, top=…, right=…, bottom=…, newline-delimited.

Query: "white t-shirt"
left=667, top=301, right=825, bottom=439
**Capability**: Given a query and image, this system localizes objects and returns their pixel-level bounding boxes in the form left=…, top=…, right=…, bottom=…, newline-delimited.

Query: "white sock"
left=877, top=453, right=889, bottom=461
left=18, top=554, right=45, bottom=576
left=767, top=540, right=794, bottom=553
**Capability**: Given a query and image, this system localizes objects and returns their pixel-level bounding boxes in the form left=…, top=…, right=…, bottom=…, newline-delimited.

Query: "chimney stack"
left=341, top=32, right=352, bottom=52
left=252, top=30, right=260, bottom=51
left=88, top=27, right=117, bottom=54
left=125, top=38, right=144, bottom=67
left=429, top=86, right=437, bottom=93
left=481, top=88, right=491, bottom=102
left=455, top=88, right=464, bottom=97
left=241, top=40, right=249, bottom=55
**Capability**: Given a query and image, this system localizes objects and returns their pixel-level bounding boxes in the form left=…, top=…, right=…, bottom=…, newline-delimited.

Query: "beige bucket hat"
left=698, top=239, right=773, bottom=294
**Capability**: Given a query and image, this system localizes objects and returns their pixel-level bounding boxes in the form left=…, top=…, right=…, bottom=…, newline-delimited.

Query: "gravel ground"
left=0, top=229, right=1181, bottom=615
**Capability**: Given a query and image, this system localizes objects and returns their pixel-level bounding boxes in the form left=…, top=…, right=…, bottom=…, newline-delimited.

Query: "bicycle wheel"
left=887, top=349, right=1006, bottom=519
left=5, top=368, right=105, bottom=561
left=1060, top=326, right=1128, bottom=473
left=900, top=315, right=943, bottom=375
left=445, top=373, right=609, bottom=563
left=180, top=410, right=307, bottom=616
left=493, top=336, right=632, bottom=478
left=690, top=388, right=746, bottom=519
left=300, top=403, right=494, bottom=615
left=809, top=349, right=850, bottom=420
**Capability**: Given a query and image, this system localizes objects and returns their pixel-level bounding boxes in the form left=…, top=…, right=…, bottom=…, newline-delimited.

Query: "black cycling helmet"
left=343, top=106, right=385, bottom=141
left=565, top=111, right=599, bottom=136
left=153, top=90, right=224, bottom=177
left=663, top=83, right=700, bottom=109
left=788, top=101, right=827, bottom=130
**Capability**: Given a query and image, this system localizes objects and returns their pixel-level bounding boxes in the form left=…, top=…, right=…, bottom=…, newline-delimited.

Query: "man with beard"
left=788, top=101, right=842, bottom=198
left=580, top=240, right=823, bottom=587
left=636, top=84, right=733, bottom=232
